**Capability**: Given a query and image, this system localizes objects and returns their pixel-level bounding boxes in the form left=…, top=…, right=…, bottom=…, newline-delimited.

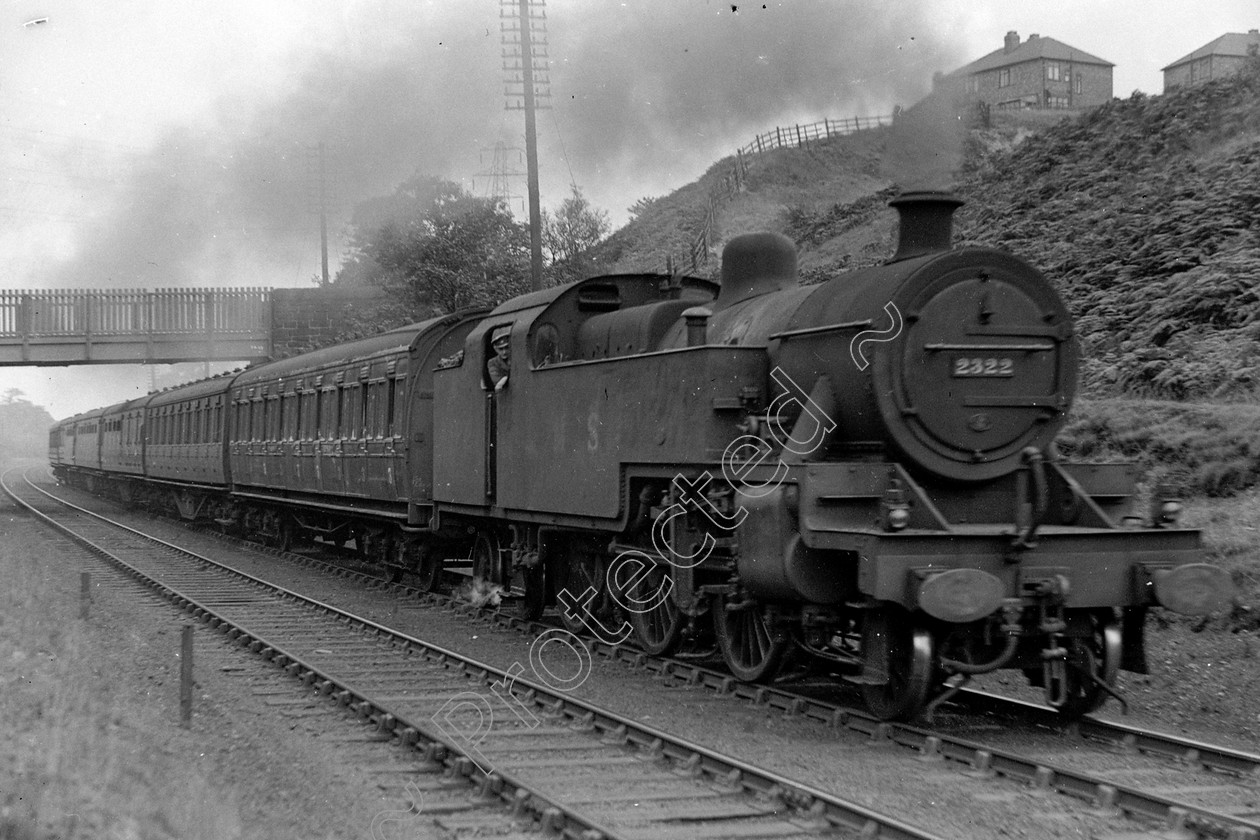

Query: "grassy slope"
left=596, top=62, right=1260, bottom=502
left=602, top=61, right=1260, bottom=403
left=954, top=63, right=1260, bottom=402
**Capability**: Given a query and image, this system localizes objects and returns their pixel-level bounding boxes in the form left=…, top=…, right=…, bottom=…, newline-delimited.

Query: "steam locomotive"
left=48, top=191, right=1235, bottom=720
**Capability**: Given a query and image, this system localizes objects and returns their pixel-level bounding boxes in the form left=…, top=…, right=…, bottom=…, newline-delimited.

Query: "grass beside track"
left=0, top=505, right=247, bottom=840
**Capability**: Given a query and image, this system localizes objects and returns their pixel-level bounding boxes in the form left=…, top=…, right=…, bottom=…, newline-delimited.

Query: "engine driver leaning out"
left=487, top=327, right=510, bottom=391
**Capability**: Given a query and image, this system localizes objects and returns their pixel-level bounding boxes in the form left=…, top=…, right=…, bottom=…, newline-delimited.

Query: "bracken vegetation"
left=636, top=63, right=1260, bottom=498
left=954, top=59, right=1260, bottom=403
left=1059, top=399, right=1260, bottom=497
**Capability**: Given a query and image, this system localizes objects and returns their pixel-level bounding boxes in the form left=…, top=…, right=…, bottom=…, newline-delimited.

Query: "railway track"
left=21, top=469, right=1260, bottom=840
left=7, top=467, right=952, bottom=840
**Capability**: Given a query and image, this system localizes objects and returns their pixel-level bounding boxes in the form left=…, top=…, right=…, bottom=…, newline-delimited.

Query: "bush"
left=1059, top=399, right=1260, bottom=497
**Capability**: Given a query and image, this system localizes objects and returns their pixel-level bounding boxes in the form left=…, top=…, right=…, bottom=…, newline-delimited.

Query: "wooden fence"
left=737, top=115, right=892, bottom=157
left=662, top=113, right=893, bottom=274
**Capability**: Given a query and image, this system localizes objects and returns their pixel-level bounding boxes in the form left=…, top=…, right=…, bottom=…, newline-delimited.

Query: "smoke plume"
left=32, top=1, right=964, bottom=290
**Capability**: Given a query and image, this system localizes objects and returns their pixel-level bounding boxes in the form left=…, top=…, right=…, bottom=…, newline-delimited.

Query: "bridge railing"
left=0, top=288, right=271, bottom=337
left=0, top=288, right=272, bottom=364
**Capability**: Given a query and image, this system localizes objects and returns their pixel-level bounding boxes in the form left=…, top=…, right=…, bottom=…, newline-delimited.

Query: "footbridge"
left=0, top=286, right=386, bottom=366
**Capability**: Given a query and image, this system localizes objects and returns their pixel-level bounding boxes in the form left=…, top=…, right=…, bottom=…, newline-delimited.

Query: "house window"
left=1074, top=75, right=1083, bottom=94
left=1047, top=95, right=1070, bottom=109
left=998, top=68, right=1011, bottom=87
left=965, top=76, right=979, bottom=93
left=1046, top=62, right=1060, bottom=81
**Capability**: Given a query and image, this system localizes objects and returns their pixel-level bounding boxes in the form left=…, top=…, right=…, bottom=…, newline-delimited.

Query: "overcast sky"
left=2, top=0, right=1255, bottom=419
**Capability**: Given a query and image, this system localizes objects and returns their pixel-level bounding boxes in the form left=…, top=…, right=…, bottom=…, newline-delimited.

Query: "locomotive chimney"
left=888, top=190, right=965, bottom=262
left=682, top=306, right=711, bottom=347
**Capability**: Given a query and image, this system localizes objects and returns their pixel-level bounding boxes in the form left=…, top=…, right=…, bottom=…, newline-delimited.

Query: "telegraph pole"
left=502, top=0, right=551, bottom=291
left=318, top=142, right=330, bottom=287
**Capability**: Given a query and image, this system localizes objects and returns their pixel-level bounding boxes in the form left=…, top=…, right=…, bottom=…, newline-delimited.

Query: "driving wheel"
left=712, top=594, right=788, bottom=682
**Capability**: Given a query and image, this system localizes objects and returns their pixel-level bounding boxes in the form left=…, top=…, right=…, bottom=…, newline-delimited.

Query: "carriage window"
left=365, top=380, right=378, bottom=438
left=337, top=387, right=349, bottom=438
left=386, top=376, right=398, bottom=437
left=321, top=389, right=337, bottom=438
left=282, top=392, right=297, bottom=440
left=297, top=391, right=310, bottom=440
left=252, top=399, right=264, bottom=441
left=312, top=391, right=322, bottom=439
left=269, top=396, right=282, bottom=441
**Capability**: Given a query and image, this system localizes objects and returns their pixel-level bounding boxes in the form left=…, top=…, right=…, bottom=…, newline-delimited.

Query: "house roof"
left=1163, top=31, right=1260, bottom=71
left=951, top=34, right=1113, bottom=76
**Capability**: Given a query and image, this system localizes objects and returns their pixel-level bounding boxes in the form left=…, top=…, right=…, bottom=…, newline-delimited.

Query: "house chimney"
left=1028, top=33, right=1040, bottom=40
left=1004, top=31, right=1020, bottom=53
left=888, top=191, right=966, bottom=262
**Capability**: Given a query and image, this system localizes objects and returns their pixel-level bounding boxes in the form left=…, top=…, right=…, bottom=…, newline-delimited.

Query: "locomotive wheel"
left=275, top=516, right=293, bottom=553
left=1049, top=611, right=1121, bottom=718
left=557, top=554, right=604, bottom=636
left=712, top=595, right=788, bottom=683
left=471, top=532, right=506, bottom=585
left=860, top=605, right=936, bottom=721
left=385, top=537, right=414, bottom=585
left=626, top=564, right=684, bottom=656
left=411, top=543, right=441, bottom=593
left=516, top=559, right=546, bottom=622
left=354, top=526, right=374, bottom=562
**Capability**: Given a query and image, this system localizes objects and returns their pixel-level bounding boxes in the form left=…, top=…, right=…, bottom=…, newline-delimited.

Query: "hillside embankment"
left=595, top=63, right=1260, bottom=584
left=603, top=60, right=1260, bottom=406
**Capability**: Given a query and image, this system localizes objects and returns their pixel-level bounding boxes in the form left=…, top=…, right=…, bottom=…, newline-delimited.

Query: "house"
left=934, top=31, right=1114, bottom=112
left=1162, top=30, right=1260, bottom=90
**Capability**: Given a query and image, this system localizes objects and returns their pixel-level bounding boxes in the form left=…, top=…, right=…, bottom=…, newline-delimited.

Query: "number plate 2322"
left=952, top=357, right=1014, bottom=377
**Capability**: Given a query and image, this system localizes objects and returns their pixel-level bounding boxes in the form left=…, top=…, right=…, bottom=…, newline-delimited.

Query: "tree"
left=626, top=195, right=660, bottom=222
left=335, top=175, right=532, bottom=315
left=542, top=185, right=611, bottom=285
left=0, top=390, right=54, bottom=461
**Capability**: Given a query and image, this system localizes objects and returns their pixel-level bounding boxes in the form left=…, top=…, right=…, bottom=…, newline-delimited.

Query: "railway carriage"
left=48, top=190, right=1236, bottom=721
left=99, top=396, right=149, bottom=480
left=144, top=378, right=231, bottom=518
left=68, top=408, right=105, bottom=474
left=223, top=312, right=482, bottom=570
